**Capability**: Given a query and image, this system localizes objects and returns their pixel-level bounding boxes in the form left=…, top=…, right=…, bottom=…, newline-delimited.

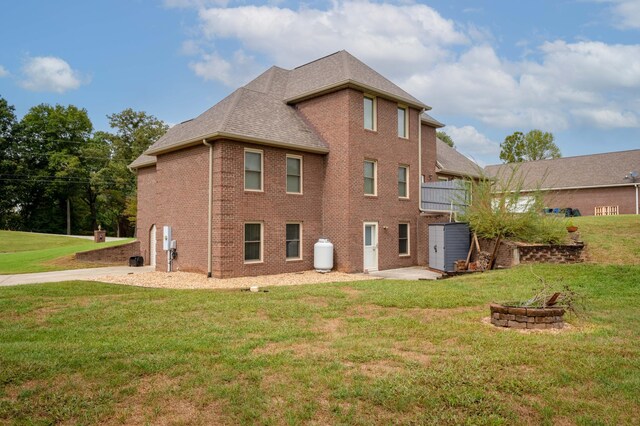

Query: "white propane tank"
left=314, top=238, right=334, bottom=273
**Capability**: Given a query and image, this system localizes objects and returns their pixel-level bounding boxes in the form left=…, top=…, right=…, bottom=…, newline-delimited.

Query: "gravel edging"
left=88, top=270, right=382, bottom=290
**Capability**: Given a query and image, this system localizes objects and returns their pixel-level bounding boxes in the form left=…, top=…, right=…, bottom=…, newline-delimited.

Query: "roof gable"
left=436, top=138, right=483, bottom=178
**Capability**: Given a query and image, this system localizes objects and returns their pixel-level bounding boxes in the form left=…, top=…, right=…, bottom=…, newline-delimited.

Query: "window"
left=286, top=155, right=302, bottom=194
left=438, top=176, right=449, bottom=182
left=364, top=95, right=376, bottom=130
left=286, top=223, right=301, bottom=260
left=397, top=106, right=408, bottom=138
left=364, top=160, right=377, bottom=196
left=244, top=223, right=262, bottom=262
left=244, top=149, right=263, bottom=191
left=398, top=165, right=408, bottom=198
left=399, top=223, right=409, bottom=256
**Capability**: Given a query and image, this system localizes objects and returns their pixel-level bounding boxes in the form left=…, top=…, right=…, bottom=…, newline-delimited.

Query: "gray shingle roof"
left=436, top=138, right=483, bottom=178
left=484, top=149, right=640, bottom=190
left=129, top=154, right=157, bottom=169
left=285, top=50, right=428, bottom=109
left=421, top=113, right=444, bottom=128
left=136, top=51, right=429, bottom=163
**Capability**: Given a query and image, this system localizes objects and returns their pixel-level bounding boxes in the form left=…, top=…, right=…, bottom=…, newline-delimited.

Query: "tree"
left=11, top=104, right=93, bottom=233
left=500, top=130, right=561, bottom=163
left=96, top=109, right=168, bottom=236
left=0, top=96, right=18, bottom=228
left=437, top=131, right=455, bottom=148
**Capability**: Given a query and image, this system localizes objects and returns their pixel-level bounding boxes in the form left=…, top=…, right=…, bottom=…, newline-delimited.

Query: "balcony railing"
left=421, top=179, right=470, bottom=213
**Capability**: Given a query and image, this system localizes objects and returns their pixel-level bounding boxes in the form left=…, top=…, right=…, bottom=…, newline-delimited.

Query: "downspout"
left=636, top=184, right=639, bottom=215
left=203, top=139, right=213, bottom=278
left=417, top=108, right=425, bottom=265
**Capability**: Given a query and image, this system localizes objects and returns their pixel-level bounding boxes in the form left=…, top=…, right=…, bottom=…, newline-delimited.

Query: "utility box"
left=94, top=229, right=106, bottom=243
left=163, top=226, right=172, bottom=251
left=428, top=222, right=470, bottom=272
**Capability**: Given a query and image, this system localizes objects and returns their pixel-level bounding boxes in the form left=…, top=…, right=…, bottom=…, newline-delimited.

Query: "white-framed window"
left=438, top=176, right=449, bottom=182
left=398, top=165, right=409, bottom=198
left=286, top=155, right=302, bottom=194
left=364, top=160, right=377, bottom=196
left=399, top=223, right=410, bottom=256
left=244, top=222, right=263, bottom=263
left=244, top=149, right=263, bottom=191
left=397, top=105, right=408, bottom=138
left=364, top=95, right=376, bottom=131
left=286, top=223, right=302, bottom=260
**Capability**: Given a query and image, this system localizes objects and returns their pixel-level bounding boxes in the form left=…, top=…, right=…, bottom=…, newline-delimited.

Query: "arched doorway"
left=149, top=225, right=157, bottom=267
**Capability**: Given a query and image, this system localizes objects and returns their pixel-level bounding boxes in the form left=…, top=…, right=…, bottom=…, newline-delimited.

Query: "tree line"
left=0, top=96, right=167, bottom=237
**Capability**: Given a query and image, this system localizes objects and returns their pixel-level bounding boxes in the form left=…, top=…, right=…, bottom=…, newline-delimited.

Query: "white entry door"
left=149, top=225, right=157, bottom=267
left=363, top=222, right=378, bottom=272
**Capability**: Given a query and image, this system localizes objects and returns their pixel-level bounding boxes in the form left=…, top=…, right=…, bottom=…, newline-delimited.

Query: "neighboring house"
left=435, top=138, right=483, bottom=181
left=130, top=51, right=446, bottom=278
left=485, top=150, right=640, bottom=216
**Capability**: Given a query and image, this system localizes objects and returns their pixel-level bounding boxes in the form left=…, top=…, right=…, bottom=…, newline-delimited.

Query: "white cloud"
left=195, top=1, right=467, bottom=82
left=0, top=65, right=8, bottom=77
left=189, top=50, right=260, bottom=86
left=177, top=0, right=640, bottom=132
left=608, top=0, right=640, bottom=29
left=19, top=56, right=86, bottom=93
left=445, top=125, right=501, bottom=159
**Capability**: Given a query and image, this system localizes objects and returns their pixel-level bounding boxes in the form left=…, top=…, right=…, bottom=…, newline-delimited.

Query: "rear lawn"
left=0, top=231, right=134, bottom=274
left=1, top=264, right=638, bottom=425
left=572, top=215, right=640, bottom=264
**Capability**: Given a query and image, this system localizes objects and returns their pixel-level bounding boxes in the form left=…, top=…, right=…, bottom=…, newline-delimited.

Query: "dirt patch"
left=392, top=344, right=435, bottom=365
left=340, top=286, right=362, bottom=299
left=252, top=341, right=330, bottom=358
left=90, top=270, right=380, bottom=290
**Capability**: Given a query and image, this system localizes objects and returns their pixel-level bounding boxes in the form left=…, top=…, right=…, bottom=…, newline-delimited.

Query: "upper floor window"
left=364, top=95, right=376, bottom=131
left=397, top=106, right=408, bottom=138
left=398, top=165, right=409, bottom=198
left=364, top=160, right=377, bottom=196
left=286, top=155, right=302, bottom=194
left=244, top=149, right=263, bottom=191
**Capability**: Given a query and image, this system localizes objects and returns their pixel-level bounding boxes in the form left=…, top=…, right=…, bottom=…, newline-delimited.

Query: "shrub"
left=459, top=166, right=567, bottom=244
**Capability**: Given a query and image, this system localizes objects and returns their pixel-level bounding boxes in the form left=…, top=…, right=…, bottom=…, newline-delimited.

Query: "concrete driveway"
left=0, top=266, right=155, bottom=286
left=368, top=266, right=442, bottom=280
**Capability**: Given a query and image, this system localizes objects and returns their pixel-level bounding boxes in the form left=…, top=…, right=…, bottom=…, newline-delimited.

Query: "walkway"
left=0, top=266, right=155, bottom=286
left=368, top=266, right=441, bottom=280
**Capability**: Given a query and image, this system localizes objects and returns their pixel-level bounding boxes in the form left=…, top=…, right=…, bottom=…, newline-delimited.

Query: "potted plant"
left=566, top=219, right=578, bottom=233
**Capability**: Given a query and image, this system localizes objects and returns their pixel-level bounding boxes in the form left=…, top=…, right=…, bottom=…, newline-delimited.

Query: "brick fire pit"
left=490, top=303, right=565, bottom=330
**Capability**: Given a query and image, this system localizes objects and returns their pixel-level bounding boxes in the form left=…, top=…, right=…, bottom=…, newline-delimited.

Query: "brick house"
left=130, top=51, right=446, bottom=277
left=485, top=150, right=640, bottom=216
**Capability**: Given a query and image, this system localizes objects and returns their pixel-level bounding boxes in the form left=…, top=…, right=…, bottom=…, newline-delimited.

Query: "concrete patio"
left=367, top=266, right=442, bottom=280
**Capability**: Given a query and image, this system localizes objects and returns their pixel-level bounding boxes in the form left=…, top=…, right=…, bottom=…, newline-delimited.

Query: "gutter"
left=203, top=139, right=213, bottom=278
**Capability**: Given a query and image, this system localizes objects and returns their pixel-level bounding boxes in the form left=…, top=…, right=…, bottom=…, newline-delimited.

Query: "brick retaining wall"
left=476, top=239, right=585, bottom=268
left=75, top=241, right=140, bottom=264
left=490, top=304, right=565, bottom=329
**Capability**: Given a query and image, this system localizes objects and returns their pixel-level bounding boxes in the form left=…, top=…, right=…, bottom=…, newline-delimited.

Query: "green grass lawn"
left=0, top=264, right=639, bottom=425
left=0, top=231, right=134, bottom=274
left=571, top=215, right=640, bottom=264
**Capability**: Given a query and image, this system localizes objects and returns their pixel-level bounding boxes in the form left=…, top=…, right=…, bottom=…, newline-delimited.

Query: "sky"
left=1, top=0, right=639, bottom=166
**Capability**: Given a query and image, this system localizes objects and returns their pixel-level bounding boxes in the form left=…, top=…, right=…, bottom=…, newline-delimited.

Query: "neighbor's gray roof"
left=484, top=149, right=640, bottom=190
left=133, top=51, right=429, bottom=165
left=129, top=154, right=157, bottom=169
left=436, top=138, right=483, bottom=178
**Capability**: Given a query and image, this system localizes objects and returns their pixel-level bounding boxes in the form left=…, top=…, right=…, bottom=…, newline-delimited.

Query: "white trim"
left=364, top=159, right=377, bottom=196
left=243, top=222, right=263, bottom=264
left=285, top=222, right=303, bottom=261
left=363, top=94, right=377, bottom=131
left=244, top=148, right=264, bottom=192
left=286, top=154, right=303, bottom=195
left=399, top=222, right=410, bottom=257
left=398, top=164, right=409, bottom=199
left=519, top=183, right=639, bottom=192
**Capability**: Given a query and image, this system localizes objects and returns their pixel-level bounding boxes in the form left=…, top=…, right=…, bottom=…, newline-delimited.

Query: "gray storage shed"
left=428, top=222, right=470, bottom=272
